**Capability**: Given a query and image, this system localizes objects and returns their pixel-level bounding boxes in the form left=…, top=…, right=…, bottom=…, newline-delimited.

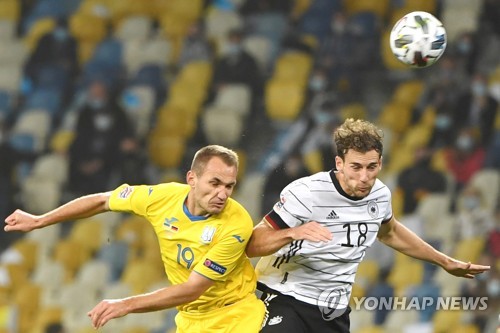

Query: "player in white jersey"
left=247, top=118, right=490, bottom=333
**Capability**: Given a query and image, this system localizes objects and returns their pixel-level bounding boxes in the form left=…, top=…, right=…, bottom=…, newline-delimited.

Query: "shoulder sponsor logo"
left=276, top=196, right=286, bottom=210
left=326, top=210, right=339, bottom=219
left=268, top=316, right=283, bottom=326
left=200, top=226, right=216, bottom=244
left=367, top=201, right=379, bottom=218
left=232, top=235, right=245, bottom=243
left=118, top=186, right=133, bottom=199
left=203, top=259, right=226, bottom=275
left=164, top=217, right=179, bottom=232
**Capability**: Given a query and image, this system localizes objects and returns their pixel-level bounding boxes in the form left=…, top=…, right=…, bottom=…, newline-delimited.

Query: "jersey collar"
left=183, top=197, right=211, bottom=222
left=329, top=169, right=363, bottom=201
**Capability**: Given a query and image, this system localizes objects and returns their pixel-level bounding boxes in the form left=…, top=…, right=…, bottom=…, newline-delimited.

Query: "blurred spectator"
left=366, top=269, right=394, bottom=326
left=68, top=80, right=139, bottom=195
left=178, top=22, right=213, bottom=68
left=396, top=147, right=448, bottom=215
left=444, top=127, right=486, bottom=194
left=239, top=0, right=291, bottom=16
left=24, top=18, right=79, bottom=84
left=261, top=152, right=309, bottom=215
left=212, top=29, right=261, bottom=98
left=407, top=272, right=440, bottom=323
left=479, top=0, right=500, bottom=37
left=455, top=184, right=495, bottom=241
left=45, top=322, right=65, bottom=333
left=452, top=31, right=480, bottom=75
left=452, top=72, right=498, bottom=146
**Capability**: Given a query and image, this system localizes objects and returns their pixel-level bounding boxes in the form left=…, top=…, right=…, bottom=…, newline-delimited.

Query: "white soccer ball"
left=389, top=11, right=447, bottom=68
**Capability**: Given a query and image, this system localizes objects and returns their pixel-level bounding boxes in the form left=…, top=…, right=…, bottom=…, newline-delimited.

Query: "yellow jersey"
left=108, top=183, right=257, bottom=313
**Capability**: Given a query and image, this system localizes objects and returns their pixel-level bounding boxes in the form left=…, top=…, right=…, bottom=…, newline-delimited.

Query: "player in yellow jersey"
left=4, top=145, right=266, bottom=332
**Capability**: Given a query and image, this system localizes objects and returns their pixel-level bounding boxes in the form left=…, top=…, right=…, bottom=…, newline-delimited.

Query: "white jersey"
left=256, top=170, right=392, bottom=308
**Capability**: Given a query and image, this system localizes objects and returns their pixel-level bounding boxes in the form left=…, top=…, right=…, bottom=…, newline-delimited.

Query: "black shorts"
left=259, top=283, right=351, bottom=333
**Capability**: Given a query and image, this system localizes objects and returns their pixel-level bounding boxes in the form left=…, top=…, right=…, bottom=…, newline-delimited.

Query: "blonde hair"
left=334, top=118, right=384, bottom=159
left=191, top=145, right=239, bottom=175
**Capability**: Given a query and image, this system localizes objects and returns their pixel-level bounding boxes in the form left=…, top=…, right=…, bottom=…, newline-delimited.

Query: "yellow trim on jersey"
left=109, top=183, right=257, bottom=313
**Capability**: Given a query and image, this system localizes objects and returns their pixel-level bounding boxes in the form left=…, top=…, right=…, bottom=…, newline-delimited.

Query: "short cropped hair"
left=334, top=118, right=384, bottom=159
left=191, top=145, right=239, bottom=175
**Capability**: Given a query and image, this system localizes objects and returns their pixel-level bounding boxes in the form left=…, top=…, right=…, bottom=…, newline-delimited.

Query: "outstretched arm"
left=377, top=216, right=490, bottom=278
left=246, top=219, right=332, bottom=258
left=4, top=192, right=111, bottom=232
left=88, top=271, right=214, bottom=328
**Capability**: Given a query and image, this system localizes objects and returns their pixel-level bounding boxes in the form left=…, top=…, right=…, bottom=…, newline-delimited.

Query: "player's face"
left=335, top=149, right=382, bottom=199
left=187, top=157, right=237, bottom=216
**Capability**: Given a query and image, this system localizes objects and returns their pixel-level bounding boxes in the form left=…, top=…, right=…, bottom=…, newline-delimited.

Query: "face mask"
left=53, top=27, right=69, bottom=41
left=94, top=114, right=112, bottom=131
left=226, top=43, right=241, bottom=56
left=456, top=135, right=474, bottom=151
left=471, top=82, right=487, bottom=97
left=435, top=114, right=451, bottom=130
left=457, top=41, right=471, bottom=54
left=487, top=279, right=500, bottom=297
left=313, top=111, right=332, bottom=124
left=462, top=196, right=480, bottom=210
left=309, top=76, right=326, bottom=92
left=88, top=98, right=105, bottom=110
left=489, top=83, right=500, bottom=101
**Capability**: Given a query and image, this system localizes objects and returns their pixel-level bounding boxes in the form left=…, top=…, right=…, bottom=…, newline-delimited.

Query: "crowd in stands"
left=0, top=0, right=499, bottom=332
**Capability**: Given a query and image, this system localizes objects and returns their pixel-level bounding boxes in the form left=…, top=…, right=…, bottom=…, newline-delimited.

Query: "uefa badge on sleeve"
left=317, top=286, right=350, bottom=321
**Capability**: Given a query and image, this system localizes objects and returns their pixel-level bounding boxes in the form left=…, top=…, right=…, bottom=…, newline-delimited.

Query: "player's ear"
left=186, top=170, right=196, bottom=188
left=379, top=156, right=383, bottom=170
left=335, top=156, right=344, bottom=172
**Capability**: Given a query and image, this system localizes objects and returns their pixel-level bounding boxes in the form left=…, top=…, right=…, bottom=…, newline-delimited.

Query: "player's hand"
left=288, top=221, right=332, bottom=243
left=4, top=209, right=40, bottom=232
left=443, top=259, right=490, bottom=279
left=88, top=299, right=129, bottom=329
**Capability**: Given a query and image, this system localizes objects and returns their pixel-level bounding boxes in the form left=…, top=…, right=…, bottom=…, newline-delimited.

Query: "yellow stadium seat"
left=399, top=0, right=437, bottom=15
left=115, top=216, right=148, bottom=258
left=401, top=124, right=432, bottom=150
left=291, top=0, right=312, bottom=20
left=177, top=61, right=213, bottom=89
left=148, top=133, right=187, bottom=169
left=274, top=51, right=313, bottom=84
left=355, top=259, right=380, bottom=288
left=381, top=29, right=410, bottom=71
left=388, top=260, right=423, bottom=296
left=108, top=0, right=151, bottom=27
left=378, top=101, right=413, bottom=135
left=69, top=218, right=103, bottom=254
left=167, top=0, right=203, bottom=23
left=155, top=106, right=198, bottom=139
left=432, top=310, right=462, bottom=333
left=391, top=187, right=404, bottom=220
left=31, top=306, right=64, bottom=333
left=455, top=324, right=481, bottom=333
left=166, top=80, right=208, bottom=116
left=24, top=18, right=56, bottom=51
left=265, top=79, right=306, bottom=122
left=343, top=0, right=390, bottom=18
left=4, top=263, right=30, bottom=295
left=50, top=129, right=75, bottom=154
left=53, top=239, right=91, bottom=282
left=430, top=148, right=448, bottom=173
left=121, top=260, right=165, bottom=294
left=356, top=325, right=385, bottom=333
left=303, top=150, right=323, bottom=174
left=392, top=80, right=424, bottom=108
left=69, top=13, right=107, bottom=43
left=340, top=103, right=367, bottom=121
left=386, top=144, right=416, bottom=174
left=12, top=239, right=38, bottom=274
left=0, top=0, right=20, bottom=22
left=76, top=40, right=98, bottom=64
left=77, top=0, right=111, bottom=17
left=123, top=328, right=150, bottom=333
left=453, top=237, right=485, bottom=263
left=13, top=283, right=41, bottom=333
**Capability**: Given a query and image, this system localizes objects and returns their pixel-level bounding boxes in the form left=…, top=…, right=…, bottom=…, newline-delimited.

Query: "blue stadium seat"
left=0, top=90, right=11, bottom=120
left=22, top=0, right=67, bottom=34
left=33, top=64, right=70, bottom=91
left=8, top=133, right=37, bottom=153
left=24, top=87, right=63, bottom=116
left=91, top=38, right=124, bottom=68
left=297, top=0, right=342, bottom=41
left=130, top=64, right=167, bottom=107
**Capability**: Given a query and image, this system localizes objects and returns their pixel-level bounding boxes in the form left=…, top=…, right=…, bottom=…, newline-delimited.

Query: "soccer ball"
left=389, top=11, right=447, bottom=68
